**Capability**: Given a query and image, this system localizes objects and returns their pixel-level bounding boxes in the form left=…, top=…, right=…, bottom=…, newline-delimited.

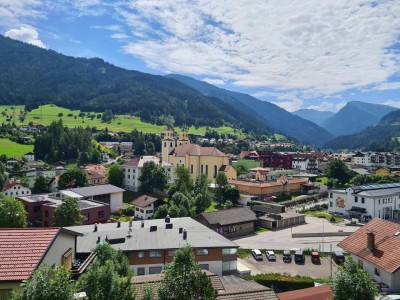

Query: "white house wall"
left=110, top=191, right=123, bottom=212
left=42, top=232, right=76, bottom=267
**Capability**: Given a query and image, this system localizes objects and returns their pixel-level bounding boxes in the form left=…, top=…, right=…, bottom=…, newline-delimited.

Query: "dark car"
left=311, top=251, right=321, bottom=264
left=332, top=251, right=345, bottom=264
left=283, top=250, right=292, bottom=263
left=295, top=250, right=305, bottom=263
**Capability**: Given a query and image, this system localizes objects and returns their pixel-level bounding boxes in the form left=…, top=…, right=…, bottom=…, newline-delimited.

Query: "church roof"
left=169, top=144, right=227, bottom=157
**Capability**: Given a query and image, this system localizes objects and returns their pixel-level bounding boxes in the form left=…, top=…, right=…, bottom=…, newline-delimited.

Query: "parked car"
left=283, top=250, right=292, bottom=263
left=311, top=251, right=321, bottom=264
left=252, top=249, right=263, bottom=261
left=380, top=296, right=400, bottom=300
left=265, top=250, right=276, bottom=261
left=294, top=250, right=305, bottom=263
left=331, top=251, right=345, bottom=264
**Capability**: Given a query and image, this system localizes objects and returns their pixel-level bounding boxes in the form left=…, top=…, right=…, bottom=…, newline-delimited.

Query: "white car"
left=251, top=249, right=263, bottom=261
left=381, top=296, right=400, bottom=300
left=265, top=250, right=276, bottom=261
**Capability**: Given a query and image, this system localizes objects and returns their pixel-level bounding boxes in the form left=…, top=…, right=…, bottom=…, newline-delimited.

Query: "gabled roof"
left=123, top=156, right=172, bottom=168
left=0, top=228, right=59, bottom=281
left=169, top=144, right=227, bottom=157
left=133, top=272, right=278, bottom=300
left=86, top=170, right=105, bottom=180
left=198, top=207, right=258, bottom=226
left=131, top=195, right=161, bottom=208
left=338, top=218, right=400, bottom=273
left=2, top=179, right=19, bottom=191
left=277, top=285, right=333, bottom=300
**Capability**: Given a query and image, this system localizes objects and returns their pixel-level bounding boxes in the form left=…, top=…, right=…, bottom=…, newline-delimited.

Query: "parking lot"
left=240, top=253, right=339, bottom=278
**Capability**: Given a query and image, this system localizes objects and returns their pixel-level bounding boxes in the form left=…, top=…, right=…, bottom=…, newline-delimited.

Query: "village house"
left=22, top=152, right=35, bottom=162
left=21, top=160, right=45, bottom=171
left=338, top=218, right=400, bottom=290
left=328, top=182, right=400, bottom=222
left=86, top=170, right=106, bottom=185
left=0, top=228, right=81, bottom=299
left=2, top=179, right=31, bottom=197
left=67, top=217, right=239, bottom=277
left=195, top=207, right=258, bottom=238
left=123, top=156, right=174, bottom=192
left=130, top=195, right=165, bottom=220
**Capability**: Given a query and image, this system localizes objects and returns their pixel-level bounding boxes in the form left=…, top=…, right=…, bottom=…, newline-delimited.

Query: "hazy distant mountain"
left=292, top=109, right=334, bottom=126
left=166, top=74, right=334, bottom=146
left=321, top=101, right=397, bottom=136
left=325, top=109, right=400, bottom=150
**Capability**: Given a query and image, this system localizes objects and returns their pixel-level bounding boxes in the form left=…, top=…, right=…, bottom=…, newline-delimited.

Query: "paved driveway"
left=233, top=216, right=359, bottom=252
left=239, top=253, right=339, bottom=278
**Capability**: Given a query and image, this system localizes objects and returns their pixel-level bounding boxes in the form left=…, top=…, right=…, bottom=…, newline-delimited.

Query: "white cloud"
left=370, top=82, right=400, bottom=91
left=116, top=0, right=400, bottom=98
left=335, top=102, right=346, bottom=111
left=0, top=0, right=44, bottom=27
left=308, top=102, right=334, bottom=111
left=203, top=78, right=225, bottom=85
left=111, top=33, right=129, bottom=39
left=5, top=26, right=46, bottom=48
left=383, top=100, right=400, bottom=109
left=271, top=92, right=304, bottom=112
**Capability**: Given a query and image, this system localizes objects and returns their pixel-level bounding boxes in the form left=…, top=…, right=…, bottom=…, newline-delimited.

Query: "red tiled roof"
left=2, top=180, right=18, bottom=191
left=0, top=228, right=60, bottom=281
left=338, top=218, right=400, bottom=273
left=277, top=285, right=333, bottom=300
left=228, top=178, right=307, bottom=188
left=123, top=157, right=140, bottom=167
left=86, top=170, right=105, bottom=180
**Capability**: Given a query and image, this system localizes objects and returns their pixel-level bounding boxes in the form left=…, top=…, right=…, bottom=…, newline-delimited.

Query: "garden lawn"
left=0, top=138, right=33, bottom=158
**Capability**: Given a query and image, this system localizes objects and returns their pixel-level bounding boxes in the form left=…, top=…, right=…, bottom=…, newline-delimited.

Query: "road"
left=232, top=216, right=359, bottom=252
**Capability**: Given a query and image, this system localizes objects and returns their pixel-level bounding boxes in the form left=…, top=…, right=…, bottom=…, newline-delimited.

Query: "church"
left=162, top=126, right=236, bottom=182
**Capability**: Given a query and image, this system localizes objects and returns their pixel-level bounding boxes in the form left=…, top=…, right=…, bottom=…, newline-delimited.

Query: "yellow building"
left=162, top=127, right=236, bottom=182
left=375, top=167, right=390, bottom=176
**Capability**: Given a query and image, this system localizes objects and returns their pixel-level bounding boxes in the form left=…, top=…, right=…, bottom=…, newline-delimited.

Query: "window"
left=136, top=207, right=139, bottom=211
left=374, top=268, right=380, bottom=276
left=34, top=206, right=41, bottom=213
left=128, top=175, right=130, bottom=179
left=190, top=164, right=193, bottom=174
left=138, top=252, right=145, bottom=258
left=137, top=267, right=145, bottom=276
left=168, top=250, right=176, bottom=256
left=98, top=211, right=104, bottom=218
left=146, top=210, right=153, bottom=214
left=149, top=251, right=162, bottom=258
left=205, top=165, right=208, bottom=176
left=329, top=193, right=333, bottom=198
left=222, top=248, right=237, bottom=255
left=378, top=199, right=381, bottom=205
left=354, top=197, right=358, bottom=202
left=44, top=210, right=49, bottom=217
left=140, top=209, right=144, bottom=213
left=222, top=260, right=237, bottom=271
left=128, top=169, right=130, bottom=172
left=361, top=198, right=365, bottom=204
left=330, top=201, right=333, bottom=207
left=149, top=266, right=162, bottom=274
left=199, top=264, right=209, bottom=270
left=201, top=165, right=204, bottom=173
left=214, top=165, right=218, bottom=178
left=196, top=249, right=209, bottom=256
left=44, top=221, right=49, bottom=227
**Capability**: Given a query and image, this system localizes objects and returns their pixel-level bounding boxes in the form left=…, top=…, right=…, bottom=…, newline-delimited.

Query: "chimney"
left=165, top=215, right=170, bottom=223
left=117, top=220, right=121, bottom=228
left=141, top=220, right=144, bottom=228
left=183, top=228, right=187, bottom=240
left=94, top=224, right=98, bottom=232
left=105, top=235, right=109, bottom=243
left=179, top=228, right=183, bottom=234
left=367, top=231, right=375, bottom=251
left=97, top=236, right=101, bottom=243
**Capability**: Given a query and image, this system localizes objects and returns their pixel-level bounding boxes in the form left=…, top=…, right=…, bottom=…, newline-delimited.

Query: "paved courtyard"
left=232, top=216, right=360, bottom=252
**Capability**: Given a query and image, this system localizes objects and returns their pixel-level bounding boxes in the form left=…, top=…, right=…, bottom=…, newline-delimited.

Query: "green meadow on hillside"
left=0, top=138, right=33, bottom=158
left=0, top=104, right=241, bottom=136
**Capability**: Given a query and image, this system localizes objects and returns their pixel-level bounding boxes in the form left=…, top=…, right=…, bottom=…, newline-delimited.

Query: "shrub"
left=244, top=273, right=314, bottom=292
left=124, top=206, right=135, bottom=216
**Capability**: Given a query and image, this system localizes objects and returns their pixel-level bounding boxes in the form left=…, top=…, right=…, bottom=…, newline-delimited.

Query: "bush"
left=124, top=206, right=135, bottom=216
left=244, top=273, right=314, bottom=292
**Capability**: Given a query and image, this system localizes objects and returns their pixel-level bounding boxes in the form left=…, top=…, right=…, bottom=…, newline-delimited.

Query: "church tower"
left=177, top=126, right=190, bottom=146
left=162, top=126, right=176, bottom=162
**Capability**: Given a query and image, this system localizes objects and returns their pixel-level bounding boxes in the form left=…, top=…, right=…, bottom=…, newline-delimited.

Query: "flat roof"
left=67, top=217, right=238, bottom=253
left=69, top=184, right=125, bottom=197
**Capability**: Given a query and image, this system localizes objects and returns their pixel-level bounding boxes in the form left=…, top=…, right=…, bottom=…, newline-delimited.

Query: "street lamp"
left=322, top=218, right=325, bottom=252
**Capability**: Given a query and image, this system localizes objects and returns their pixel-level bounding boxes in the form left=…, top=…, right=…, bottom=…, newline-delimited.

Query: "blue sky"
left=1, top=0, right=400, bottom=112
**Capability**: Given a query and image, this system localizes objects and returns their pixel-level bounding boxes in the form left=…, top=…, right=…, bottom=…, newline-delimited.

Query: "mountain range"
left=292, top=109, right=334, bottom=126
left=166, top=74, right=334, bottom=145
left=325, top=109, right=400, bottom=150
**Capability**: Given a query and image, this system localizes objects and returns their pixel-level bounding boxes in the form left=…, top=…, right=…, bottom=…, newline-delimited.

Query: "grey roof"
left=198, top=207, right=258, bottom=226
left=66, top=217, right=238, bottom=253
left=69, top=184, right=125, bottom=197
left=131, top=195, right=160, bottom=208
left=357, top=187, right=400, bottom=197
left=259, top=211, right=305, bottom=221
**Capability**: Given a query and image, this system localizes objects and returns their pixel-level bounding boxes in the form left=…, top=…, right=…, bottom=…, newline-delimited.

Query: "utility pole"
left=330, top=244, right=333, bottom=278
left=322, top=218, right=325, bottom=252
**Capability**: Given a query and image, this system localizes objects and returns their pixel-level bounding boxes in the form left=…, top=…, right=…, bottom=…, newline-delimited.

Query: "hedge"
left=243, top=273, right=314, bottom=292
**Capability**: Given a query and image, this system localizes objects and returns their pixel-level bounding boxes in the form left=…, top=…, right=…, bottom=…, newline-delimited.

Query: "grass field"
left=0, top=104, right=241, bottom=136
left=0, top=138, right=33, bottom=158
left=232, top=159, right=262, bottom=170
left=274, top=134, right=286, bottom=141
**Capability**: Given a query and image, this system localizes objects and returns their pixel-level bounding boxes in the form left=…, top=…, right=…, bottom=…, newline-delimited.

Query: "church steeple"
left=178, top=126, right=190, bottom=146
left=162, top=126, right=176, bottom=162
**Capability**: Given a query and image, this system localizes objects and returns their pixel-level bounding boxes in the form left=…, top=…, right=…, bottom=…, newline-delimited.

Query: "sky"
left=1, top=0, right=400, bottom=112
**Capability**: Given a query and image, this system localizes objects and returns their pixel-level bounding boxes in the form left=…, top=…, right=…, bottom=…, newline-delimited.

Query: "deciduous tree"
left=332, top=257, right=378, bottom=300
left=58, top=168, right=88, bottom=189
left=108, top=163, right=124, bottom=187
left=215, top=172, right=228, bottom=204
left=139, top=161, right=168, bottom=192
left=158, top=245, right=217, bottom=300
left=33, top=175, right=49, bottom=194
left=324, top=159, right=354, bottom=187
left=53, top=197, right=84, bottom=226
left=0, top=195, right=27, bottom=228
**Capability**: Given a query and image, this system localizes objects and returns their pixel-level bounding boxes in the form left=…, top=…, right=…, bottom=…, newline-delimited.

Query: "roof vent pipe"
left=165, top=215, right=170, bottom=223
left=117, top=220, right=121, bottom=228
left=141, top=220, right=144, bottom=228
left=97, top=236, right=101, bottom=243
left=94, top=224, right=98, bottom=232
left=183, top=228, right=187, bottom=240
